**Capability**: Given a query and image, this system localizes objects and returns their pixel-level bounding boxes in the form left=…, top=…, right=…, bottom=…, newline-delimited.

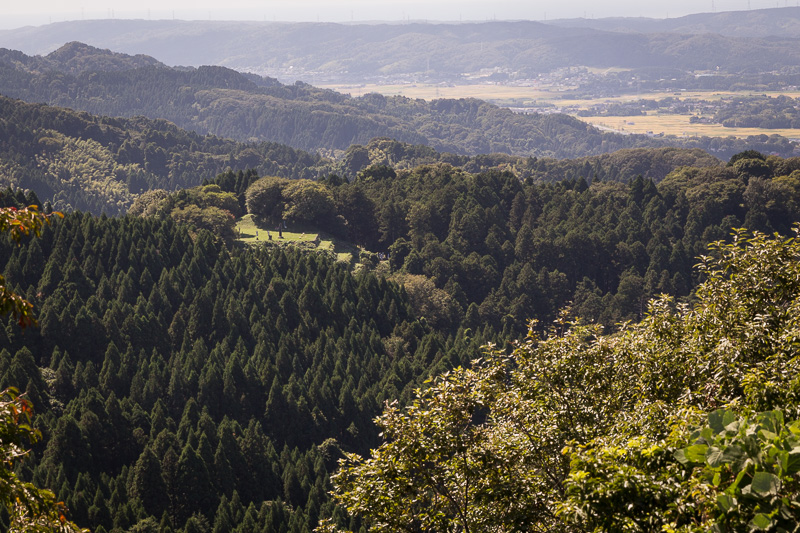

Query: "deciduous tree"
left=323, top=227, right=800, bottom=532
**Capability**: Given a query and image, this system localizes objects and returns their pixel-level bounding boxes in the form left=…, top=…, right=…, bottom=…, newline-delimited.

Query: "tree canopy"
left=0, top=205, right=61, bottom=326
left=324, top=227, right=800, bottom=532
left=0, top=388, right=87, bottom=533
left=0, top=203, right=82, bottom=532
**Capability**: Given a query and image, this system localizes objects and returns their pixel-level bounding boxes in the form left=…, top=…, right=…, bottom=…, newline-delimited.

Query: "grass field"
left=321, top=83, right=800, bottom=139
left=555, top=90, right=800, bottom=108
left=319, top=83, right=561, bottom=106
left=236, top=214, right=359, bottom=265
left=322, top=83, right=800, bottom=107
left=582, top=114, right=800, bottom=140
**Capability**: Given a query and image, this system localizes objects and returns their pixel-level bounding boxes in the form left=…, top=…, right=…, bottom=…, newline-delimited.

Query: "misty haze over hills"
left=547, top=6, right=800, bottom=38
left=2, top=7, right=800, bottom=84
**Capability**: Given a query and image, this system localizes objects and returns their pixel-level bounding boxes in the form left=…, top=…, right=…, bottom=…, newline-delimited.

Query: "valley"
left=2, top=5, right=800, bottom=533
left=322, top=82, right=800, bottom=140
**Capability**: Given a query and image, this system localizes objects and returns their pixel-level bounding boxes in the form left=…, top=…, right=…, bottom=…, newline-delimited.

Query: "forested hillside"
left=338, top=138, right=724, bottom=183
left=0, top=44, right=672, bottom=159
left=0, top=205, right=486, bottom=532
left=325, top=227, right=800, bottom=532
left=4, top=44, right=798, bottom=162
left=0, top=95, right=329, bottom=215
left=229, top=149, right=800, bottom=336
left=3, top=33, right=800, bottom=527
left=2, top=94, right=764, bottom=221
left=0, top=41, right=165, bottom=74
left=3, top=144, right=800, bottom=530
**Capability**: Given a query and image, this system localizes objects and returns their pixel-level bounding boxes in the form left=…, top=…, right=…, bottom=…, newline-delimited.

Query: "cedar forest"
left=1, top=25, right=800, bottom=533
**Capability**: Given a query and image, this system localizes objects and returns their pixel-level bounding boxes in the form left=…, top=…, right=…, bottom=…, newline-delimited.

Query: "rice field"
left=582, top=114, right=800, bottom=140
left=319, top=83, right=559, bottom=105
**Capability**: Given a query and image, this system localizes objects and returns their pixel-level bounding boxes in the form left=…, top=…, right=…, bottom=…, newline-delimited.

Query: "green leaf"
left=787, top=450, right=800, bottom=474
left=675, top=444, right=708, bottom=465
left=750, top=471, right=781, bottom=497
left=707, top=447, right=725, bottom=467
left=774, top=449, right=789, bottom=473
left=757, top=410, right=784, bottom=435
left=721, top=445, right=745, bottom=465
left=748, top=512, right=773, bottom=531
left=709, top=409, right=737, bottom=435
left=716, top=493, right=735, bottom=512
left=709, top=409, right=727, bottom=434
left=759, top=429, right=778, bottom=442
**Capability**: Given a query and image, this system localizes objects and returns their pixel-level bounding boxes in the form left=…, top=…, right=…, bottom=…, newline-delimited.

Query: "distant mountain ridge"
left=1, top=12, right=799, bottom=84
left=548, top=6, right=800, bottom=39
left=0, top=41, right=165, bottom=76
left=0, top=43, right=675, bottom=159
left=2, top=43, right=796, bottom=161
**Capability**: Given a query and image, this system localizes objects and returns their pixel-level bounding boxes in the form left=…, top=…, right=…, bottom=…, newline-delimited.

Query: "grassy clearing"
left=236, top=214, right=360, bottom=265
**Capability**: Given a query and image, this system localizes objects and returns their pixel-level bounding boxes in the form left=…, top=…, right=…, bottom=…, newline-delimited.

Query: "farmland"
left=322, top=83, right=800, bottom=140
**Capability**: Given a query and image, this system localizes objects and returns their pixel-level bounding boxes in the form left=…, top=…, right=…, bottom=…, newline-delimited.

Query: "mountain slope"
left=0, top=212, right=464, bottom=532
left=0, top=44, right=679, bottom=159
left=5, top=43, right=798, bottom=162
left=0, top=95, right=328, bottom=214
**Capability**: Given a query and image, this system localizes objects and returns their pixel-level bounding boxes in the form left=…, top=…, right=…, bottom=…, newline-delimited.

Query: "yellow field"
left=321, top=83, right=800, bottom=139
left=583, top=115, right=800, bottom=140
left=555, top=90, right=800, bottom=108
left=322, top=84, right=800, bottom=106
left=319, top=83, right=559, bottom=105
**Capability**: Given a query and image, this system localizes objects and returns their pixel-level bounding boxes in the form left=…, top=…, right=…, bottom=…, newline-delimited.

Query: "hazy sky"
left=1, top=0, right=796, bottom=29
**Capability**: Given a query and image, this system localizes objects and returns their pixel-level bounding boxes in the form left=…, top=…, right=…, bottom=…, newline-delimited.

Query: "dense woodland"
left=0, top=95, right=329, bottom=215
left=0, top=198, right=488, bottom=532
left=2, top=24, right=800, bottom=531
left=240, top=150, right=800, bottom=333
left=3, top=143, right=800, bottom=530
left=336, top=138, right=723, bottom=183
left=325, top=227, right=800, bottom=532
left=0, top=94, right=746, bottom=221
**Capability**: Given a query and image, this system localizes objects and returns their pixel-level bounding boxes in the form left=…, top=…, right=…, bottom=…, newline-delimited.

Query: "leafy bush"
left=562, top=409, right=800, bottom=532
left=324, top=228, right=800, bottom=532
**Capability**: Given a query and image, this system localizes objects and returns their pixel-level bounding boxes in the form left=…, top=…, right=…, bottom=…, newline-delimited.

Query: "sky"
left=1, top=0, right=797, bottom=29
